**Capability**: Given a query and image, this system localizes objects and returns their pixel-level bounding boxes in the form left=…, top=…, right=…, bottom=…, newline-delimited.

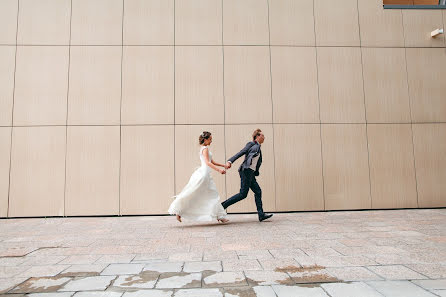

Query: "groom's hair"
left=252, top=129, right=262, bottom=141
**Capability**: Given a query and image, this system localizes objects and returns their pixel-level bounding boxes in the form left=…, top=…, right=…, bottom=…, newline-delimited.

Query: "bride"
left=168, top=131, right=229, bottom=223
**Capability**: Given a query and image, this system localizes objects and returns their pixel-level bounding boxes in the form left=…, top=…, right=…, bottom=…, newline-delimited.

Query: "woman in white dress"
left=168, top=131, right=229, bottom=223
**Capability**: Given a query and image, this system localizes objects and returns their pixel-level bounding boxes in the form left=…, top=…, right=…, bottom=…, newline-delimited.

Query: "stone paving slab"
left=367, top=264, right=428, bottom=280
left=11, top=277, right=72, bottom=294
left=367, top=280, right=437, bottom=297
left=28, top=293, right=75, bottom=297
left=60, top=264, right=108, bottom=277
left=59, top=276, right=115, bottom=292
left=20, top=265, right=71, bottom=278
left=222, top=260, right=262, bottom=272
left=174, top=288, right=222, bottom=297
left=60, top=256, right=102, bottom=265
left=74, top=293, right=123, bottom=297
left=143, top=263, right=183, bottom=273
left=101, top=264, right=145, bottom=276
left=155, top=273, right=201, bottom=289
left=21, top=256, right=67, bottom=266
left=325, top=266, right=383, bottom=281
left=95, top=255, right=136, bottom=265
left=0, top=278, right=28, bottom=294
left=203, top=272, right=247, bottom=288
left=271, top=285, right=328, bottom=297
left=0, top=266, right=31, bottom=278
left=413, top=279, right=446, bottom=290
left=112, top=272, right=159, bottom=289
left=321, top=282, right=383, bottom=297
left=244, top=271, right=294, bottom=286
left=183, top=261, right=221, bottom=273
left=0, top=257, right=26, bottom=267
left=122, top=290, right=173, bottom=297
left=406, top=264, right=446, bottom=279
left=1, top=210, right=446, bottom=296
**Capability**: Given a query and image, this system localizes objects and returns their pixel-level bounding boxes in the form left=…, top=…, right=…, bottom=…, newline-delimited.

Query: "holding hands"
left=218, top=162, right=232, bottom=174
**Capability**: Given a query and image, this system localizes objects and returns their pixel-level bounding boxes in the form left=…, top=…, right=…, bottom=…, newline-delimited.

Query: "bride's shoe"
left=218, top=218, right=229, bottom=224
left=176, top=215, right=182, bottom=222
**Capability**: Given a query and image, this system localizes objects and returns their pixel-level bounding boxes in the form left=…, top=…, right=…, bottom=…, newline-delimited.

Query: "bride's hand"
left=219, top=169, right=226, bottom=174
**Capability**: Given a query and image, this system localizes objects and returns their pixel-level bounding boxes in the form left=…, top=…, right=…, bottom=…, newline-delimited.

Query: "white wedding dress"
left=168, top=146, right=227, bottom=221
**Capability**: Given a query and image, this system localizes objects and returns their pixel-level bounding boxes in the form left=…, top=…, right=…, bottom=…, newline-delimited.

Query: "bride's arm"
left=203, top=148, right=225, bottom=174
left=211, top=160, right=225, bottom=167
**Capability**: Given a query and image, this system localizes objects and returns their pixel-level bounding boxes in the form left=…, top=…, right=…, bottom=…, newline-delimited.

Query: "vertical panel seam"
left=402, top=12, right=420, bottom=208
left=7, top=0, right=20, bottom=217
left=222, top=0, right=227, bottom=201
left=357, top=0, right=373, bottom=209
left=443, top=11, right=446, bottom=47
left=313, top=0, right=326, bottom=211
left=118, top=0, right=124, bottom=216
left=266, top=0, right=276, bottom=212
left=173, top=0, right=176, bottom=197
left=63, top=0, right=73, bottom=217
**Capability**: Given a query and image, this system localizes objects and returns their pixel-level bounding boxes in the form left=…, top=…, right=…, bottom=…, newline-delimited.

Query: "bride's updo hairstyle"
left=199, top=131, right=212, bottom=145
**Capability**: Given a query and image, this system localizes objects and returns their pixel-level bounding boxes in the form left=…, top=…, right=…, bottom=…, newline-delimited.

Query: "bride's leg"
left=218, top=218, right=229, bottom=223
left=176, top=215, right=182, bottom=222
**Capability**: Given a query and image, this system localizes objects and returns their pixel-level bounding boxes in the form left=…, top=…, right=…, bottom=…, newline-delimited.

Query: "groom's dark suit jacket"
left=228, top=141, right=262, bottom=176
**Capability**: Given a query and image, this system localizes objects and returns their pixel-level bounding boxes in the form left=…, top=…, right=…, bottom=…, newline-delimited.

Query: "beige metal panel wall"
left=268, top=0, right=315, bottom=46
left=402, top=10, right=445, bottom=47
left=175, top=0, right=222, bottom=45
left=368, top=124, right=418, bottom=209
left=65, top=126, right=120, bottom=216
left=362, top=48, right=411, bottom=123
left=123, top=0, right=174, bottom=45
left=0, top=128, right=11, bottom=218
left=13, top=46, right=69, bottom=126
left=225, top=125, right=275, bottom=213
left=223, top=0, right=269, bottom=45
left=17, top=0, right=71, bottom=45
left=271, top=47, right=319, bottom=123
left=274, top=124, right=324, bottom=211
left=406, top=48, right=446, bottom=123
left=224, top=46, right=272, bottom=124
left=1, top=0, right=446, bottom=217
left=68, top=46, right=122, bottom=125
left=317, top=47, right=365, bottom=123
left=175, top=46, right=224, bottom=124
left=322, top=124, right=371, bottom=210
left=9, top=127, right=66, bottom=217
left=358, top=0, right=405, bottom=47
left=121, top=126, right=174, bottom=215
left=71, top=0, right=123, bottom=45
left=121, top=46, right=174, bottom=125
left=0, top=0, right=18, bottom=45
left=0, top=47, right=15, bottom=126
left=175, top=125, right=226, bottom=204
left=413, top=124, right=446, bottom=208
left=314, top=0, right=360, bottom=46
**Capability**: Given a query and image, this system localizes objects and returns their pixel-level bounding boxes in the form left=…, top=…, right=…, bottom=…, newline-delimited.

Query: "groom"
left=221, top=129, right=273, bottom=222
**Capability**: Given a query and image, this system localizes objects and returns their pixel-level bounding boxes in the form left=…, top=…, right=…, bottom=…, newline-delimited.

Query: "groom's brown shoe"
left=259, top=213, right=273, bottom=222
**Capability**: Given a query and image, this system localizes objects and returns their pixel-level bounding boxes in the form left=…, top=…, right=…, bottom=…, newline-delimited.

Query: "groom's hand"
left=225, top=162, right=232, bottom=169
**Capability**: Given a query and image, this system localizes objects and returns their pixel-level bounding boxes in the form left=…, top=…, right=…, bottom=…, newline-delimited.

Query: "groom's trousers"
left=221, top=169, right=264, bottom=216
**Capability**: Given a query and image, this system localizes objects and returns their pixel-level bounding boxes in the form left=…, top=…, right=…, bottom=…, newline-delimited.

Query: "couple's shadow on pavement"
left=171, top=217, right=275, bottom=228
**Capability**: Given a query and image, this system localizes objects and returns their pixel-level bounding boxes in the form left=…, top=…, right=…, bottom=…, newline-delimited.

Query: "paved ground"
left=0, top=209, right=446, bottom=297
